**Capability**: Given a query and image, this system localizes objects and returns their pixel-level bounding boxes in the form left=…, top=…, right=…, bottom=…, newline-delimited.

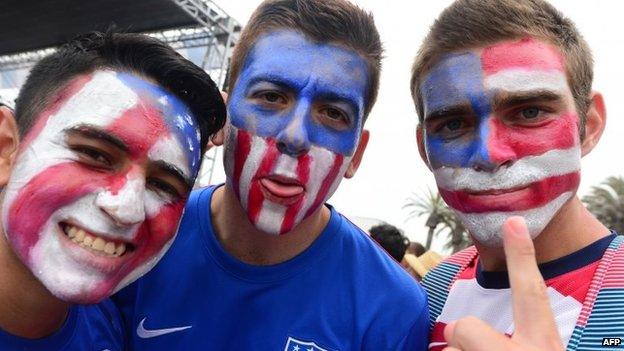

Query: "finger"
left=503, top=216, right=561, bottom=348
left=445, top=317, right=512, bottom=351
left=442, top=347, right=462, bottom=351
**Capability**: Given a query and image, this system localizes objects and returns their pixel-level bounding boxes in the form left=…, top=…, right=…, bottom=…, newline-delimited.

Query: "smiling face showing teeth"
left=1, top=70, right=201, bottom=303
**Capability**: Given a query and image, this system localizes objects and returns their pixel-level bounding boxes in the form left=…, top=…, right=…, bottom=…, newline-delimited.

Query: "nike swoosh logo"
left=136, top=317, right=192, bottom=339
left=428, top=341, right=447, bottom=349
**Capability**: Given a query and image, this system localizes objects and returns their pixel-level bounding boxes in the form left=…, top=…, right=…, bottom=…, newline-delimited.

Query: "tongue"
left=260, top=178, right=304, bottom=198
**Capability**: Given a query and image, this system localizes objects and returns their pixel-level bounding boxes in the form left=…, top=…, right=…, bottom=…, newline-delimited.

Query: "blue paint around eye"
left=227, top=30, right=369, bottom=156
left=117, top=72, right=201, bottom=176
left=420, top=52, right=495, bottom=170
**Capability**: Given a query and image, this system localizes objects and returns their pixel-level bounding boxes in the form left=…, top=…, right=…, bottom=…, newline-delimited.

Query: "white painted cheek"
left=95, top=176, right=146, bottom=226
left=2, top=71, right=139, bottom=227
left=293, top=146, right=351, bottom=224
left=148, top=137, right=191, bottom=178
left=238, top=134, right=268, bottom=209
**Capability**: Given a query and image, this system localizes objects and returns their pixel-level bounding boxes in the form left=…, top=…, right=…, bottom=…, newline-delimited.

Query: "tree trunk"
left=425, top=226, right=434, bottom=250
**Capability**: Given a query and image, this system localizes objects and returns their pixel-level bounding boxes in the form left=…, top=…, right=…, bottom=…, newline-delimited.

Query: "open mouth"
left=259, top=175, right=305, bottom=205
left=466, top=184, right=529, bottom=196
left=60, top=222, right=135, bottom=257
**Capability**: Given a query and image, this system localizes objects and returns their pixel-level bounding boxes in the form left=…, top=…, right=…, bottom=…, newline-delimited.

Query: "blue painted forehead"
left=116, top=72, right=202, bottom=176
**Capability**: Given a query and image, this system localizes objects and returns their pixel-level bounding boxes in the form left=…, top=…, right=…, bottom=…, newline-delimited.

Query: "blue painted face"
left=421, top=52, right=493, bottom=170
left=228, top=30, right=369, bottom=157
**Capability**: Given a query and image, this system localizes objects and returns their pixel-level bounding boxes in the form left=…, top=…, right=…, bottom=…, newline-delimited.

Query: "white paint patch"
left=255, top=201, right=287, bottom=234
left=148, top=136, right=191, bottom=178
left=457, top=191, right=573, bottom=246
left=433, top=146, right=581, bottom=192
left=238, top=132, right=267, bottom=209
left=484, top=69, right=568, bottom=94
left=95, top=176, right=146, bottom=226
left=2, top=70, right=138, bottom=227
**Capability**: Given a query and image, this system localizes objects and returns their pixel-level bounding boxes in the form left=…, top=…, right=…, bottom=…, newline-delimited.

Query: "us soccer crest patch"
left=283, top=336, right=332, bottom=351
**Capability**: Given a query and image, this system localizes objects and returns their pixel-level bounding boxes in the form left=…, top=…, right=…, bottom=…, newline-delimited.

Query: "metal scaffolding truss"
left=0, top=0, right=240, bottom=186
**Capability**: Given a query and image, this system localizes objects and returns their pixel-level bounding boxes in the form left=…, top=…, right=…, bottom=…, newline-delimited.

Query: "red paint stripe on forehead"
left=487, top=112, right=579, bottom=162
left=105, top=102, right=169, bottom=159
left=481, top=38, right=565, bottom=75
left=20, top=74, right=94, bottom=151
left=233, top=129, right=252, bottom=198
left=279, top=153, right=311, bottom=234
left=304, top=154, right=344, bottom=218
left=440, top=172, right=579, bottom=213
left=247, top=139, right=279, bottom=224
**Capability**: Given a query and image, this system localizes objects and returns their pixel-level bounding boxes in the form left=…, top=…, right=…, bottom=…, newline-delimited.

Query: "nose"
left=275, top=103, right=311, bottom=157
left=96, top=175, right=146, bottom=226
left=468, top=120, right=514, bottom=172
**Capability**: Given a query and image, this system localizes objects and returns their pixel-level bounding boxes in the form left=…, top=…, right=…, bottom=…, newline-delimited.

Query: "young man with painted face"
left=410, top=1, right=620, bottom=350
left=113, top=0, right=429, bottom=350
left=0, top=32, right=225, bottom=350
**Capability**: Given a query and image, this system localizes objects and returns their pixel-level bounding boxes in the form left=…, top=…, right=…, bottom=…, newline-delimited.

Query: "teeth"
left=115, top=243, right=126, bottom=256
left=63, top=224, right=129, bottom=257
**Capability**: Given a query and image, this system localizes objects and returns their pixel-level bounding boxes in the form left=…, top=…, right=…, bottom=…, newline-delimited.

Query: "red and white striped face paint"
left=1, top=71, right=201, bottom=303
left=421, top=38, right=581, bottom=246
left=223, top=124, right=351, bottom=235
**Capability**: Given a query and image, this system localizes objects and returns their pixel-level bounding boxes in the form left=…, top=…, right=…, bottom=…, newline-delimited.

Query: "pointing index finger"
left=503, top=216, right=562, bottom=349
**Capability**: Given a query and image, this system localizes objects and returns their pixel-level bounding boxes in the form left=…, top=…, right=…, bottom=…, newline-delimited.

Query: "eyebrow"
left=424, top=103, right=473, bottom=122
left=151, top=160, right=192, bottom=189
left=492, top=90, right=563, bottom=111
left=65, top=125, right=129, bottom=152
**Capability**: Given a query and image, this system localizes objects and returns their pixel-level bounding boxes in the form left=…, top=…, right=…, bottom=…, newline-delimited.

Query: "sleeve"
left=362, top=283, right=431, bottom=351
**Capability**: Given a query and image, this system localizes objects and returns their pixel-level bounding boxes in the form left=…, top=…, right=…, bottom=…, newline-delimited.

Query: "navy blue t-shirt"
left=0, top=299, right=123, bottom=350
left=114, top=186, right=429, bottom=350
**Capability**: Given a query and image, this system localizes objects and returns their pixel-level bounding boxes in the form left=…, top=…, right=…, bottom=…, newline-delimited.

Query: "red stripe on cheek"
left=105, top=102, right=169, bottom=160
left=247, top=139, right=279, bottom=223
left=481, top=38, right=565, bottom=75
left=6, top=163, right=108, bottom=260
left=304, top=154, right=344, bottom=218
left=233, top=129, right=252, bottom=198
left=440, top=172, right=580, bottom=213
left=279, top=153, right=311, bottom=234
left=487, top=112, right=579, bottom=163
left=19, top=74, right=94, bottom=151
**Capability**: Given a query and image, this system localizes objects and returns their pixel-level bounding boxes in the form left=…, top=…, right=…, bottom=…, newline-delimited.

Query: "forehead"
left=422, top=38, right=568, bottom=114
left=33, top=70, right=202, bottom=174
left=240, top=30, right=369, bottom=97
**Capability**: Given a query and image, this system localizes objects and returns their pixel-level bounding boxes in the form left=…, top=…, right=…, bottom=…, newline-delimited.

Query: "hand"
left=442, top=216, right=564, bottom=351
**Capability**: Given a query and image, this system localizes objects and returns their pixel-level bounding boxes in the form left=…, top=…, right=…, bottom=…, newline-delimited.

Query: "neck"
left=211, top=184, right=330, bottom=265
left=477, top=196, right=610, bottom=271
left=0, top=231, right=70, bottom=338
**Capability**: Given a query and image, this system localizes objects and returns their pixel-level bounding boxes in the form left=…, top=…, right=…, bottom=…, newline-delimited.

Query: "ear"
left=209, top=91, right=229, bottom=148
left=0, top=106, right=19, bottom=185
left=581, top=91, right=606, bottom=157
left=416, top=124, right=431, bottom=170
left=344, top=129, right=369, bottom=179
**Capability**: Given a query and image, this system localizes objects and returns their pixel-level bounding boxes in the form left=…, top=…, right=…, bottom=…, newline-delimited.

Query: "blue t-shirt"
left=0, top=299, right=123, bottom=350
left=114, top=186, right=429, bottom=350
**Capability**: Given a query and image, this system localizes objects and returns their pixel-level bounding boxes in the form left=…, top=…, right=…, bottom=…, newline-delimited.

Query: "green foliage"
left=404, top=188, right=471, bottom=253
left=582, top=176, right=624, bottom=234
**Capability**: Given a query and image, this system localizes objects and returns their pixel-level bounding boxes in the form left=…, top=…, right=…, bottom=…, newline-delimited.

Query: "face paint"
left=1, top=70, right=201, bottom=303
left=224, top=30, right=369, bottom=235
left=421, top=38, right=581, bottom=246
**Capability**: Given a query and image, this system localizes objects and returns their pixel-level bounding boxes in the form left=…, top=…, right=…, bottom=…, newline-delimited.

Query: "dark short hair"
left=14, top=31, right=226, bottom=152
left=369, top=224, right=409, bottom=262
left=228, top=0, right=383, bottom=119
left=410, top=0, right=593, bottom=136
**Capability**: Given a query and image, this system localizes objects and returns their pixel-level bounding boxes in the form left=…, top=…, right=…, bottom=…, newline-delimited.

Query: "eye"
left=443, top=119, right=463, bottom=131
left=255, top=91, right=287, bottom=106
left=72, top=146, right=113, bottom=168
left=321, top=107, right=348, bottom=122
left=521, top=107, right=540, bottom=119
left=147, top=178, right=182, bottom=201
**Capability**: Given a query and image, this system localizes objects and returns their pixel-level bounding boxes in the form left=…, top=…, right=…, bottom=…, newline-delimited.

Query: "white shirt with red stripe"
left=428, top=234, right=615, bottom=351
